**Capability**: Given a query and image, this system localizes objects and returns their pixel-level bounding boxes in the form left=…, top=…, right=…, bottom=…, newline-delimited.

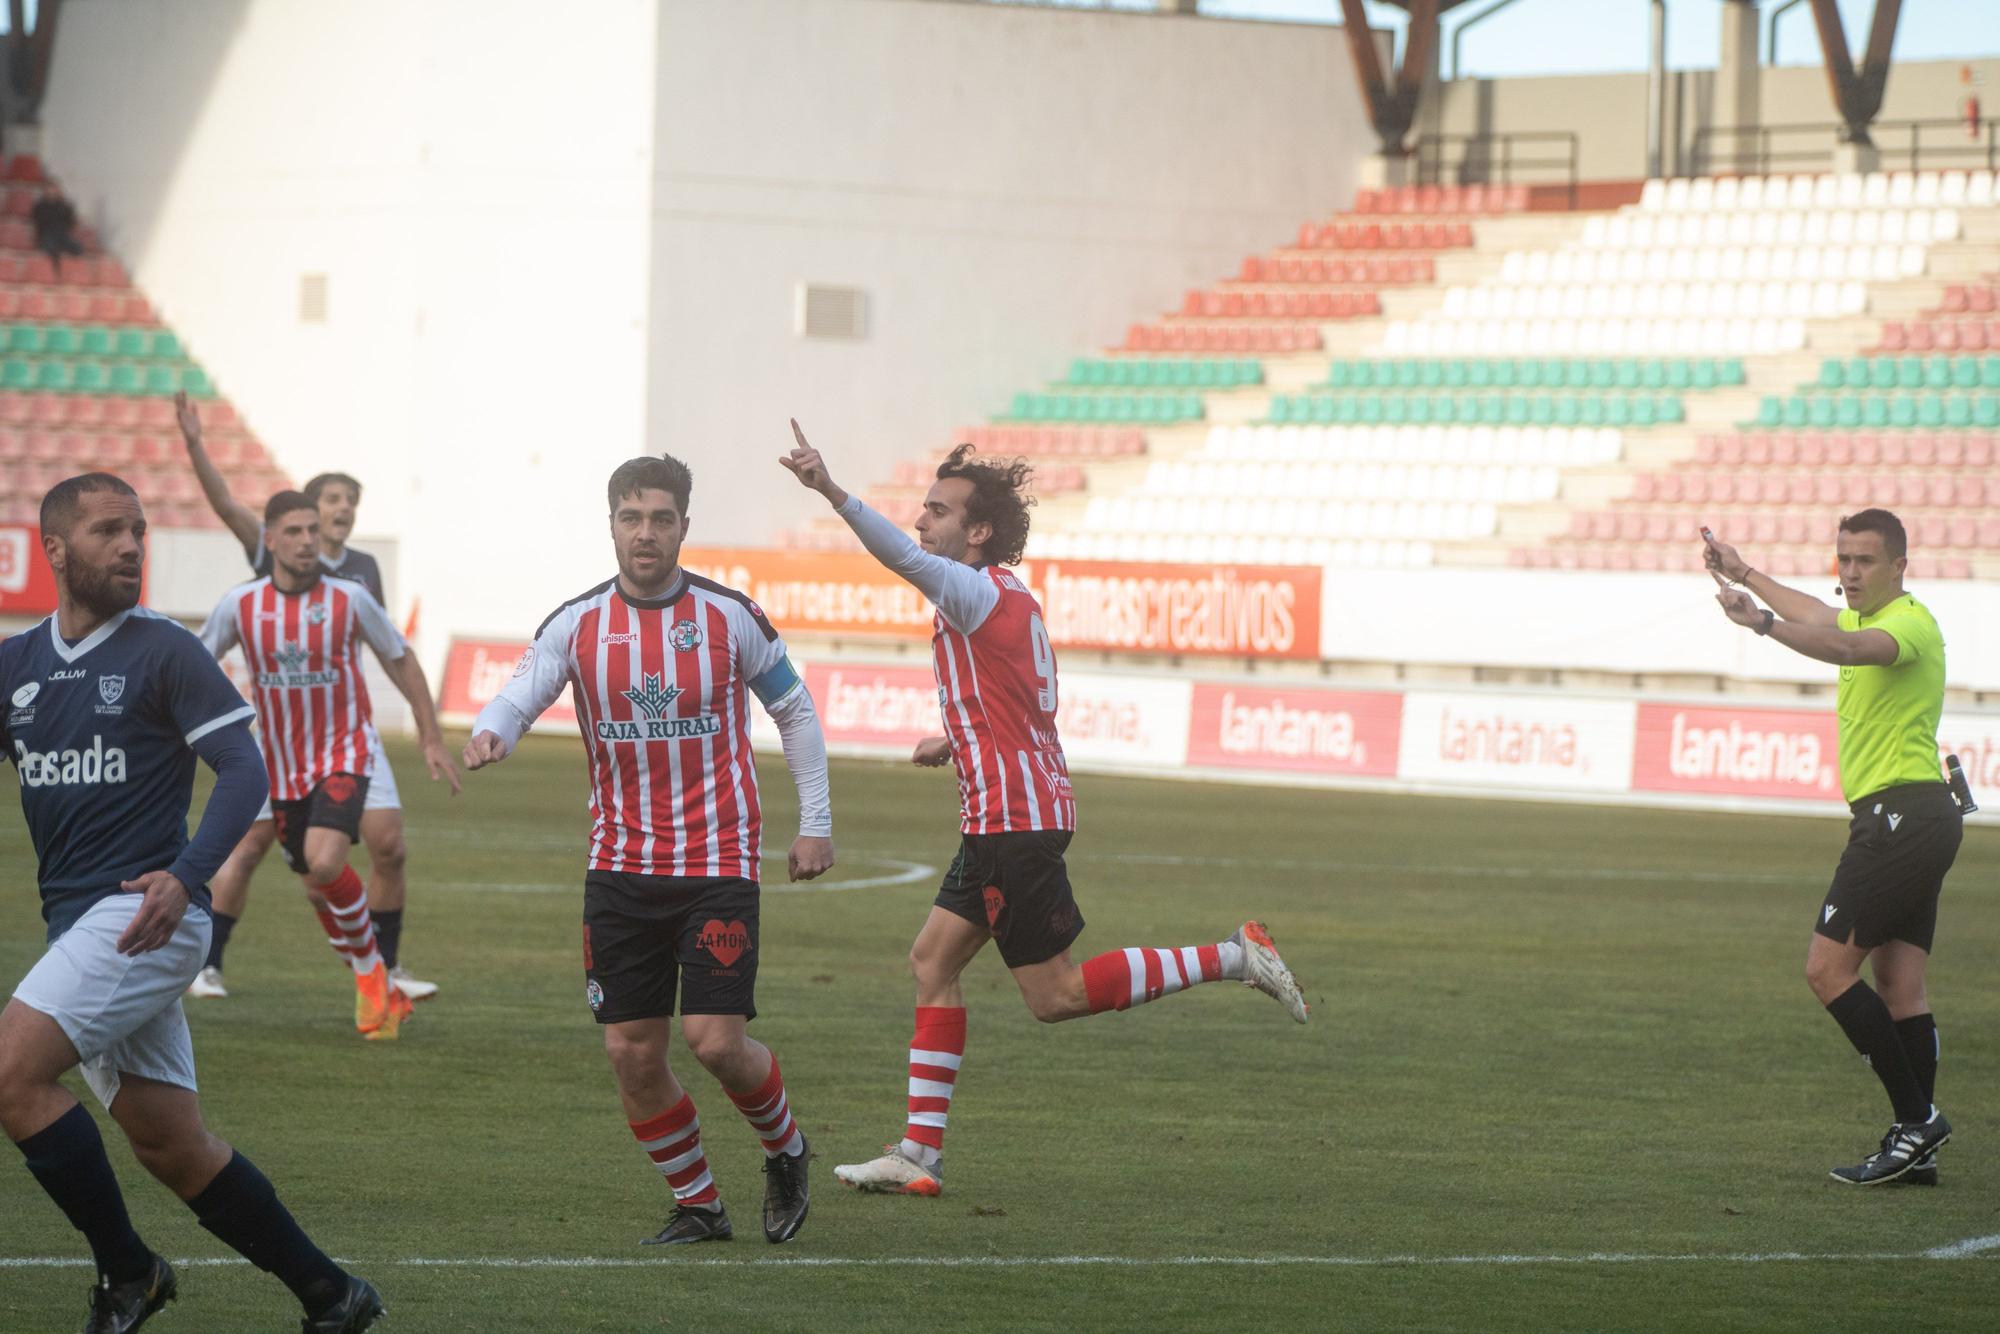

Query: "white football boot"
left=186, top=966, right=228, bottom=999
left=389, top=965, right=439, bottom=1002
left=1232, top=921, right=1309, bottom=1023
left=833, top=1144, right=944, bottom=1196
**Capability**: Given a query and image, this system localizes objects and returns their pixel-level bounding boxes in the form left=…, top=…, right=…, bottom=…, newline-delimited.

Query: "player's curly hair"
left=936, top=443, right=1034, bottom=566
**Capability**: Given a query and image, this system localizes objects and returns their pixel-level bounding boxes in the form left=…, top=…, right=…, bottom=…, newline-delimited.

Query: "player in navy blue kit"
left=0, top=474, right=383, bottom=1333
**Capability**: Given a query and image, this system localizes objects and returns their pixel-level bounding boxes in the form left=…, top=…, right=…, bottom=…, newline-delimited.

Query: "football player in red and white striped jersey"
left=784, top=422, right=1308, bottom=1198
left=462, top=455, right=830, bottom=1247
left=200, top=492, right=460, bottom=1041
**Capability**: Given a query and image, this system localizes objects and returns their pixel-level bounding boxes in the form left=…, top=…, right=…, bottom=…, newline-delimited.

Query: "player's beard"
left=65, top=552, right=143, bottom=619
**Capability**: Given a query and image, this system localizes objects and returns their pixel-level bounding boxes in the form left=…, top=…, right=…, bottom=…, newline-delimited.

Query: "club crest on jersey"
left=669, top=619, right=703, bottom=652
left=11, top=682, right=38, bottom=708
left=586, top=979, right=604, bottom=1012
left=596, top=673, right=721, bottom=743
left=97, top=675, right=125, bottom=706
left=306, top=603, right=329, bottom=626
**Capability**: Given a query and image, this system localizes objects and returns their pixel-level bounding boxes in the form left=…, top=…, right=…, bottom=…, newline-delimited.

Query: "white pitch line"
left=5, top=1244, right=1998, bottom=1271
left=421, top=856, right=936, bottom=897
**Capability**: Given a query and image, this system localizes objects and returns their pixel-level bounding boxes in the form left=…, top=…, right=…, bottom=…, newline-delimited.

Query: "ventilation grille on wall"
left=299, top=273, right=328, bottom=324
left=795, top=282, right=868, bottom=340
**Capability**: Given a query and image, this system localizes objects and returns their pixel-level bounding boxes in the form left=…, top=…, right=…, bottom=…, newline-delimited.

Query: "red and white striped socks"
left=629, top=1095, right=719, bottom=1208
left=1080, top=940, right=1245, bottom=1014
left=311, top=866, right=381, bottom=975
left=726, top=1055, right=804, bottom=1159
left=899, top=1006, right=965, bottom=1168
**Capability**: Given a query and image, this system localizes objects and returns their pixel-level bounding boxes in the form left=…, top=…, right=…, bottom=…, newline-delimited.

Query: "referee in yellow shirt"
left=1705, top=509, right=1961, bottom=1186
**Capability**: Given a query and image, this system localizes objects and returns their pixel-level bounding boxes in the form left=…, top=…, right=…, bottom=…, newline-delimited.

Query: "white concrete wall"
left=649, top=0, right=1371, bottom=545
left=40, top=0, right=659, bottom=661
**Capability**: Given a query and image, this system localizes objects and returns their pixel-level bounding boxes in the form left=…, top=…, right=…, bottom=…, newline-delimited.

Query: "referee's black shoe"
left=83, top=1254, right=175, bottom=1333
left=643, top=1202, right=734, bottom=1245
left=1829, top=1109, right=1951, bottom=1186
left=762, top=1135, right=811, bottom=1244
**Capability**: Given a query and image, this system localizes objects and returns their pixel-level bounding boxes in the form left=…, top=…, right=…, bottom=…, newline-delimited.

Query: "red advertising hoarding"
left=437, top=637, right=579, bottom=729
left=1631, top=702, right=1843, bottom=802
left=0, top=525, right=59, bottom=616
left=1186, top=683, right=1401, bottom=777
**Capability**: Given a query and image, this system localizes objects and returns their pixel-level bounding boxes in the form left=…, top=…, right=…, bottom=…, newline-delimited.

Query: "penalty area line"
left=5, top=1244, right=2000, bottom=1270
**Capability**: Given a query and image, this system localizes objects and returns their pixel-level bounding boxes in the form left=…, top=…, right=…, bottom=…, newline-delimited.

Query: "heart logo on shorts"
left=323, top=774, right=358, bottom=803
left=697, top=919, right=751, bottom=968
left=982, top=886, right=1006, bottom=933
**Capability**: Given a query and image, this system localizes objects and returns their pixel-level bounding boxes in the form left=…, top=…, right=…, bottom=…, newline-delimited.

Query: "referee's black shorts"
left=1816, top=782, right=1963, bottom=952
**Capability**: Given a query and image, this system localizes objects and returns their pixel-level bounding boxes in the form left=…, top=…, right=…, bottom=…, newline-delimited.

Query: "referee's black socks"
left=1895, top=1012, right=1940, bottom=1108
left=1825, top=981, right=1932, bottom=1124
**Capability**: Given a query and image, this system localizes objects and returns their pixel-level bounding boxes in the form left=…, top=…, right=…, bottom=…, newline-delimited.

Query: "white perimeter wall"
left=40, top=0, right=659, bottom=663
left=649, top=0, right=1371, bottom=546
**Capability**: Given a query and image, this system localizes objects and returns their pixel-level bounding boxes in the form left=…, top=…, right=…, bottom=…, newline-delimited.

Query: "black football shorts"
left=1816, top=782, right=1962, bottom=953
left=270, top=772, right=370, bottom=874
left=582, top=871, right=760, bottom=1023
left=934, top=830, right=1086, bottom=969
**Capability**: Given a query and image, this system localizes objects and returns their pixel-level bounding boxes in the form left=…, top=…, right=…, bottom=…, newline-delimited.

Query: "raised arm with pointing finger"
left=176, top=391, right=261, bottom=553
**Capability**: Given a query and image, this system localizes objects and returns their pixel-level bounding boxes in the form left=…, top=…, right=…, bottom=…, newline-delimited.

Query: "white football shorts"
left=12, top=896, right=212, bottom=1109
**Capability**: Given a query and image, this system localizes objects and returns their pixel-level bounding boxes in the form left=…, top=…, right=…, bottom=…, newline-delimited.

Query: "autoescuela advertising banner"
left=678, top=547, right=1323, bottom=660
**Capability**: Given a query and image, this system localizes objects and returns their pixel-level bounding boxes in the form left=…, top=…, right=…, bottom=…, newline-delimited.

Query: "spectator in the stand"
left=29, top=184, right=83, bottom=279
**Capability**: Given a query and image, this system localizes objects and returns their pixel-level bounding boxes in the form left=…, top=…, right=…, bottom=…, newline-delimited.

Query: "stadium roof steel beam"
left=1339, top=0, right=1470, bottom=158
left=1807, top=0, right=1903, bottom=147
left=3, top=0, right=62, bottom=126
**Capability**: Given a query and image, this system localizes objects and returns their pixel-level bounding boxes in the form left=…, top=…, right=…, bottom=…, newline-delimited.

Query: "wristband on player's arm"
left=1753, top=609, right=1774, bottom=636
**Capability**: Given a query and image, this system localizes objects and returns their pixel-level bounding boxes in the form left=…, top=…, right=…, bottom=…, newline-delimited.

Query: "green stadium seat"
left=1863, top=395, right=1889, bottom=427
left=1168, top=362, right=1195, bottom=389
left=1945, top=395, right=1973, bottom=428
left=1982, top=356, right=2000, bottom=389
left=1504, top=396, right=1531, bottom=425
left=1923, top=356, right=1951, bottom=389
left=1659, top=395, right=1686, bottom=424
left=1483, top=360, right=1509, bottom=388
left=1603, top=397, right=1629, bottom=427
left=35, top=361, right=73, bottom=391
left=1614, top=361, right=1641, bottom=390
left=1, top=358, right=31, bottom=389
left=1917, top=395, right=1945, bottom=428
left=151, top=332, right=184, bottom=361
left=1324, top=360, right=1351, bottom=389
left=115, top=330, right=150, bottom=360
left=1889, top=395, right=1917, bottom=427
left=1782, top=396, right=1810, bottom=428
left=1836, top=396, right=1863, bottom=428
left=1391, top=361, right=1420, bottom=390
left=1951, top=357, right=1978, bottom=390
left=1808, top=396, right=1836, bottom=429
left=44, top=326, right=79, bottom=357
left=9, top=326, right=45, bottom=355
left=71, top=362, right=109, bottom=393
left=1009, top=392, right=1034, bottom=419
left=1975, top=396, right=2000, bottom=428
left=1689, top=361, right=1714, bottom=391
left=109, top=363, right=144, bottom=395
left=80, top=327, right=113, bottom=357
left=1719, top=359, right=1746, bottom=386
left=1625, top=397, right=1651, bottom=427
left=1754, top=396, right=1782, bottom=427
left=1819, top=359, right=1845, bottom=389
left=181, top=368, right=215, bottom=398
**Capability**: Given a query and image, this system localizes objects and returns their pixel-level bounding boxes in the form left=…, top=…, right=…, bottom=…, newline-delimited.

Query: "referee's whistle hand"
left=789, top=835, right=834, bottom=882
left=114, top=871, right=190, bottom=955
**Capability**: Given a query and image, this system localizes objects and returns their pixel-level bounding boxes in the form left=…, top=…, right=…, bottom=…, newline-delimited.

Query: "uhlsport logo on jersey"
left=14, top=735, right=128, bottom=787
left=597, top=672, right=719, bottom=743
left=258, top=642, right=341, bottom=689
left=669, top=619, right=703, bottom=652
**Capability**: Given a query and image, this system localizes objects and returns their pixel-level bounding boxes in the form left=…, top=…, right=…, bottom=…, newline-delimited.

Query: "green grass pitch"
left=3, top=735, right=1997, bottom=1331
